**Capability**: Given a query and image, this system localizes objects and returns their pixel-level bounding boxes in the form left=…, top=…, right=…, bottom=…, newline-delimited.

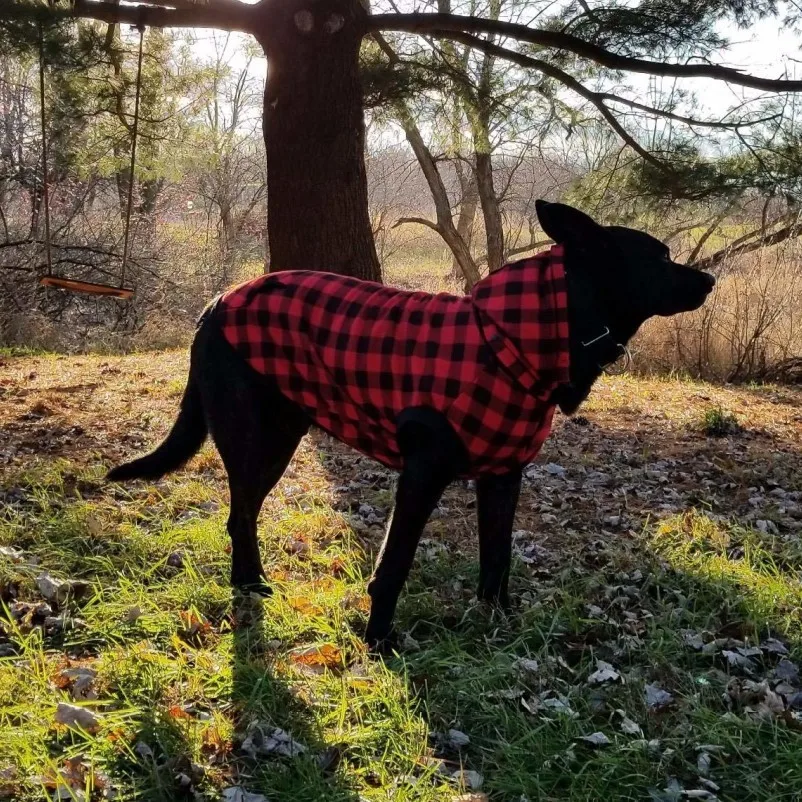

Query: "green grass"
left=699, top=407, right=743, bottom=437
left=3, top=459, right=802, bottom=801
left=0, top=346, right=52, bottom=358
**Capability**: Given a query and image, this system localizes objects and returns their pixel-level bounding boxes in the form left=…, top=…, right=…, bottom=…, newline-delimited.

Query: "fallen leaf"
left=615, top=709, right=643, bottom=736
left=289, top=644, right=343, bottom=673
left=177, top=610, right=211, bottom=644
left=447, top=729, right=470, bottom=748
left=55, top=703, right=100, bottom=734
left=36, top=573, right=89, bottom=606
left=221, top=787, right=268, bottom=802
left=578, top=732, right=611, bottom=747
left=722, top=650, right=755, bottom=671
left=514, top=657, right=540, bottom=675
left=0, top=545, right=24, bottom=563
left=589, top=660, right=621, bottom=685
left=645, top=683, right=674, bottom=709
left=134, top=742, right=154, bottom=760
left=58, top=667, right=98, bottom=700
left=761, top=638, right=789, bottom=656
left=452, top=769, right=483, bottom=790
left=540, top=696, right=579, bottom=718
left=774, top=659, right=800, bottom=684
left=240, top=724, right=306, bottom=758
left=451, top=794, right=489, bottom=802
left=167, top=705, right=193, bottom=720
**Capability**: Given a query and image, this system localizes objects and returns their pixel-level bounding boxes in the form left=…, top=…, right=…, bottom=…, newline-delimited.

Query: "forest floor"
left=1, top=348, right=802, bottom=801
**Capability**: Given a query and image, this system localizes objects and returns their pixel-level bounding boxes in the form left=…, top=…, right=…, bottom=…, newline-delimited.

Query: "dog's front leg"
left=476, top=469, right=521, bottom=608
left=365, top=415, right=464, bottom=650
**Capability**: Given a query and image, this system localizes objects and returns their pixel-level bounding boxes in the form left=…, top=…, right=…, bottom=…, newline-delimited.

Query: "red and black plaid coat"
left=216, top=246, right=570, bottom=476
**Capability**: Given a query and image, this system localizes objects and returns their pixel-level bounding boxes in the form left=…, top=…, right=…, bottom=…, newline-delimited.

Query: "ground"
left=1, top=349, right=801, bottom=802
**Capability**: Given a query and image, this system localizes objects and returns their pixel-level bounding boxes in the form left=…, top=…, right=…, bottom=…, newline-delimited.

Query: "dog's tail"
left=107, top=374, right=207, bottom=482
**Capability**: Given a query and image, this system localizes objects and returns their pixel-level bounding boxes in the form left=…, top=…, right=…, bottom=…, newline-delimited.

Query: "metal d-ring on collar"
left=580, top=326, right=633, bottom=374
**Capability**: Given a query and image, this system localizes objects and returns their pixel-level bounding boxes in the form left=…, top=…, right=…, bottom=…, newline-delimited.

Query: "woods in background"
left=1, top=1, right=801, bottom=381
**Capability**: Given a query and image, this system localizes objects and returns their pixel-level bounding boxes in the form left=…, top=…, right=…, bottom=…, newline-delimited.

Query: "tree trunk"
left=397, top=105, right=481, bottom=288
left=450, top=163, right=478, bottom=289
left=475, top=150, right=503, bottom=272
left=254, top=0, right=381, bottom=281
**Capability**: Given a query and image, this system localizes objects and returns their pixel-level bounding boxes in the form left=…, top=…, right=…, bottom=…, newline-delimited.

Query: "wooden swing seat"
left=39, top=276, right=134, bottom=299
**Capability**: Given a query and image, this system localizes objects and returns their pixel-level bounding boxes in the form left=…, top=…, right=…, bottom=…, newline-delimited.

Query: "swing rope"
left=120, top=18, right=145, bottom=290
left=38, top=22, right=53, bottom=279
left=37, top=17, right=144, bottom=299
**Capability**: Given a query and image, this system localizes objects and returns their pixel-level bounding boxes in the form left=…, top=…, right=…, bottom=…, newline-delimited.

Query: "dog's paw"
left=365, top=628, right=399, bottom=657
left=476, top=588, right=511, bottom=611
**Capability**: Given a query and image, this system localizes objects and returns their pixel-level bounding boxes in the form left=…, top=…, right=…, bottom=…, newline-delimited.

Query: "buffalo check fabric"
left=216, top=246, right=570, bottom=476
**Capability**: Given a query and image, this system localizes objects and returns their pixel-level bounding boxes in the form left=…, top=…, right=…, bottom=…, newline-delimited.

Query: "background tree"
left=8, top=0, right=802, bottom=288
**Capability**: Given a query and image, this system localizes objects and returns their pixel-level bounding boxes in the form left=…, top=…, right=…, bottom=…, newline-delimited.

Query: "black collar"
left=564, top=267, right=630, bottom=372
left=549, top=266, right=634, bottom=413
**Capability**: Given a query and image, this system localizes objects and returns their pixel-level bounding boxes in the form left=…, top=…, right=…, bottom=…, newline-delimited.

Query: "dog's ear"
left=535, top=200, right=609, bottom=246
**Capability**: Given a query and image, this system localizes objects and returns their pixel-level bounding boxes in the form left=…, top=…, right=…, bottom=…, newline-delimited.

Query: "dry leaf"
left=589, top=660, right=621, bottom=685
left=615, top=709, right=643, bottom=736
left=452, top=769, right=483, bottom=790
left=645, top=683, right=674, bottom=708
left=447, top=729, right=470, bottom=748
left=578, top=732, right=612, bottom=747
left=221, top=788, right=268, bottom=802
left=240, top=724, right=307, bottom=758
left=287, top=596, right=324, bottom=616
left=55, top=703, right=100, bottom=734
left=514, top=658, right=539, bottom=675
left=289, top=643, right=343, bottom=673
left=58, top=667, right=98, bottom=700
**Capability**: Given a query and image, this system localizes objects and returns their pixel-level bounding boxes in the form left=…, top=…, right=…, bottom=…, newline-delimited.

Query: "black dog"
left=108, top=201, right=714, bottom=648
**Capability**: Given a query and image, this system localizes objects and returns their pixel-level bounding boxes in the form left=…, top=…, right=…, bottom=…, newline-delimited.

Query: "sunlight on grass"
left=653, top=510, right=802, bottom=639
left=3, top=452, right=802, bottom=799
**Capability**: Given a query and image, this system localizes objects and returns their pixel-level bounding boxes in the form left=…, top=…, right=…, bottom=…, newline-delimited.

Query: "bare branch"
left=63, top=0, right=257, bottom=33
left=370, top=13, right=802, bottom=93
left=427, top=30, right=672, bottom=174
left=693, top=215, right=802, bottom=269
left=505, top=237, right=551, bottom=259
left=392, top=216, right=442, bottom=233
left=600, top=95, right=780, bottom=130
left=687, top=196, right=741, bottom=263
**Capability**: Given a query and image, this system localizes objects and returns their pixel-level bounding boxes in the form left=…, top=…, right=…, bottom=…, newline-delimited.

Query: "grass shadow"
left=228, top=593, right=360, bottom=802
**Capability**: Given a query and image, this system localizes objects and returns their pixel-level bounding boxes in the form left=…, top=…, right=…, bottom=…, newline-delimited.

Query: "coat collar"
left=471, top=246, right=571, bottom=399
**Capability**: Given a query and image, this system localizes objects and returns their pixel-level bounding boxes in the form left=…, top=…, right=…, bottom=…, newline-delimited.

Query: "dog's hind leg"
left=365, top=409, right=467, bottom=650
left=195, top=325, right=309, bottom=592
left=475, top=469, right=521, bottom=609
left=223, top=426, right=305, bottom=593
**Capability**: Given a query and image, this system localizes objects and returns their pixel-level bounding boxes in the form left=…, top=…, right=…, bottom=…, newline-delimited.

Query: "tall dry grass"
left=635, top=240, right=802, bottom=382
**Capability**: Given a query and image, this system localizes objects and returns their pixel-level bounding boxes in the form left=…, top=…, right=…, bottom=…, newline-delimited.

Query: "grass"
left=1, top=354, right=802, bottom=801
left=699, top=407, right=742, bottom=438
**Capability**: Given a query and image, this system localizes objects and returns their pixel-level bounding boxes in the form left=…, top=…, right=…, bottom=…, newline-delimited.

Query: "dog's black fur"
left=107, top=201, right=715, bottom=649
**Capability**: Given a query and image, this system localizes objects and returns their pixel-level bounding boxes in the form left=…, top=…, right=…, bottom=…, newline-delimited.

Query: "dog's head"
left=535, top=200, right=715, bottom=322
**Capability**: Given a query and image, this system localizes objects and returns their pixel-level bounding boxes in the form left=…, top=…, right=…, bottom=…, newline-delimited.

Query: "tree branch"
left=693, top=215, right=802, bottom=269
left=687, top=196, right=741, bottom=263
left=392, top=216, right=442, bottom=233
left=370, top=13, right=802, bottom=93
left=43, top=0, right=259, bottom=33
left=505, top=237, right=551, bottom=259
left=600, top=95, right=780, bottom=130
left=427, top=30, right=672, bottom=174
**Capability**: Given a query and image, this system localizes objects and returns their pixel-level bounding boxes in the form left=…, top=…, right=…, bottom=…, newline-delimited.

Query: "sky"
left=180, top=5, right=801, bottom=125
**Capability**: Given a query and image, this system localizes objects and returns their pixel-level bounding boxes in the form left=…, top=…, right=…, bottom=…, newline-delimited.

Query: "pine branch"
left=371, top=13, right=802, bottom=93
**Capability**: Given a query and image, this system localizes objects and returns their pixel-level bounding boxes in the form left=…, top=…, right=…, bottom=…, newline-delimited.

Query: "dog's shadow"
left=229, top=593, right=360, bottom=802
